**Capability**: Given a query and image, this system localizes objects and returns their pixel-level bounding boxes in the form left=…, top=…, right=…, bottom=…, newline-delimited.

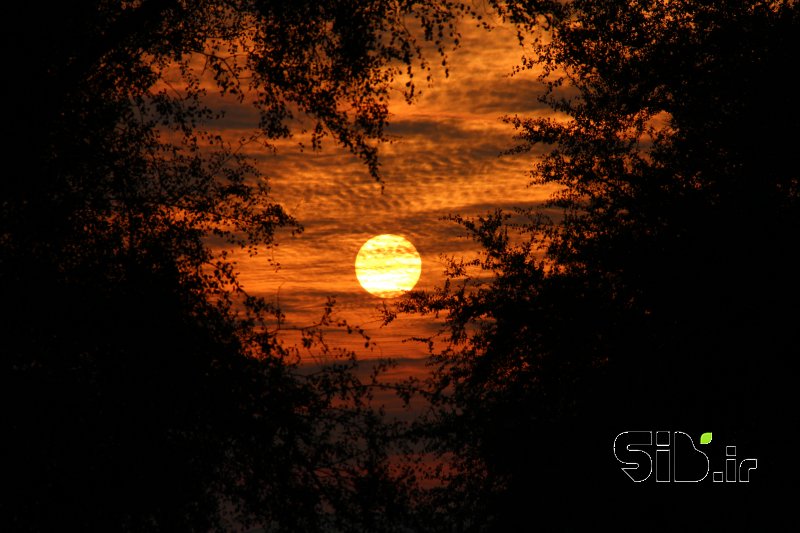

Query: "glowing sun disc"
left=355, top=234, right=422, bottom=298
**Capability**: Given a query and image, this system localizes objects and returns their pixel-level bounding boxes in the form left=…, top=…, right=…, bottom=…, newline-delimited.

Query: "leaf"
left=700, top=432, right=713, bottom=445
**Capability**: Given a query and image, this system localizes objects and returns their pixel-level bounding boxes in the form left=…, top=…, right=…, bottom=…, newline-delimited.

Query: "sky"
left=215, top=18, right=560, bottom=363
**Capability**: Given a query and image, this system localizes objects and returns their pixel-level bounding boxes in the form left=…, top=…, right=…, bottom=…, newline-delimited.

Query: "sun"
left=355, top=234, right=422, bottom=298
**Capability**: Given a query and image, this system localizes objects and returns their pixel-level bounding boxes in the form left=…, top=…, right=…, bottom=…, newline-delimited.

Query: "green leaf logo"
left=700, top=432, right=712, bottom=445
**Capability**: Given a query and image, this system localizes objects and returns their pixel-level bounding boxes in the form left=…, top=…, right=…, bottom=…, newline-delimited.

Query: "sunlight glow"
left=355, top=235, right=422, bottom=298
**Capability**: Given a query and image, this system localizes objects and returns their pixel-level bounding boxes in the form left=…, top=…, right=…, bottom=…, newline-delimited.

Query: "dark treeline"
left=3, top=1, right=798, bottom=531
left=397, top=1, right=799, bottom=530
left=1, top=1, right=466, bottom=531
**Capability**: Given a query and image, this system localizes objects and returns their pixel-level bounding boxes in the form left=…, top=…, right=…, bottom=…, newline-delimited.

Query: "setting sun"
left=355, top=235, right=422, bottom=298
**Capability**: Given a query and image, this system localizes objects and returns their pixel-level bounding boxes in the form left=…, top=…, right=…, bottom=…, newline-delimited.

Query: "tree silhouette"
left=398, top=1, right=800, bottom=529
left=1, top=1, right=470, bottom=530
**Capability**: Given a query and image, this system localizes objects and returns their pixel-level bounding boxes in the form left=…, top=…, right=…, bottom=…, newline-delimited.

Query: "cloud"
left=209, top=18, right=560, bottom=359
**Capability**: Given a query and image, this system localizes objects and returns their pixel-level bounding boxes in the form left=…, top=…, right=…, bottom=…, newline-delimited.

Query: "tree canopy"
left=2, top=1, right=469, bottom=530
left=5, top=0, right=799, bottom=530
left=398, top=0, right=799, bottom=529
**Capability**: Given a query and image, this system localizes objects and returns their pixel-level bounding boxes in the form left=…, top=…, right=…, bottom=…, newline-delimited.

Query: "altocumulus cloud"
left=212, top=18, right=557, bottom=359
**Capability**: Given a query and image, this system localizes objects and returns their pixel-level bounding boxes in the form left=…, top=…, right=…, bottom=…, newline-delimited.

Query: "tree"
left=398, top=1, right=800, bottom=529
left=1, top=1, right=470, bottom=530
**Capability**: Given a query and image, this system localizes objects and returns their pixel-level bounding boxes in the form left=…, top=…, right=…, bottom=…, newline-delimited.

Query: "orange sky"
left=208, top=18, right=561, bottom=361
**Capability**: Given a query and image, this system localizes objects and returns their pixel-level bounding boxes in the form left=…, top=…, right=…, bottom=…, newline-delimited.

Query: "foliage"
left=1, top=1, right=471, bottom=530
left=397, top=1, right=800, bottom=529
